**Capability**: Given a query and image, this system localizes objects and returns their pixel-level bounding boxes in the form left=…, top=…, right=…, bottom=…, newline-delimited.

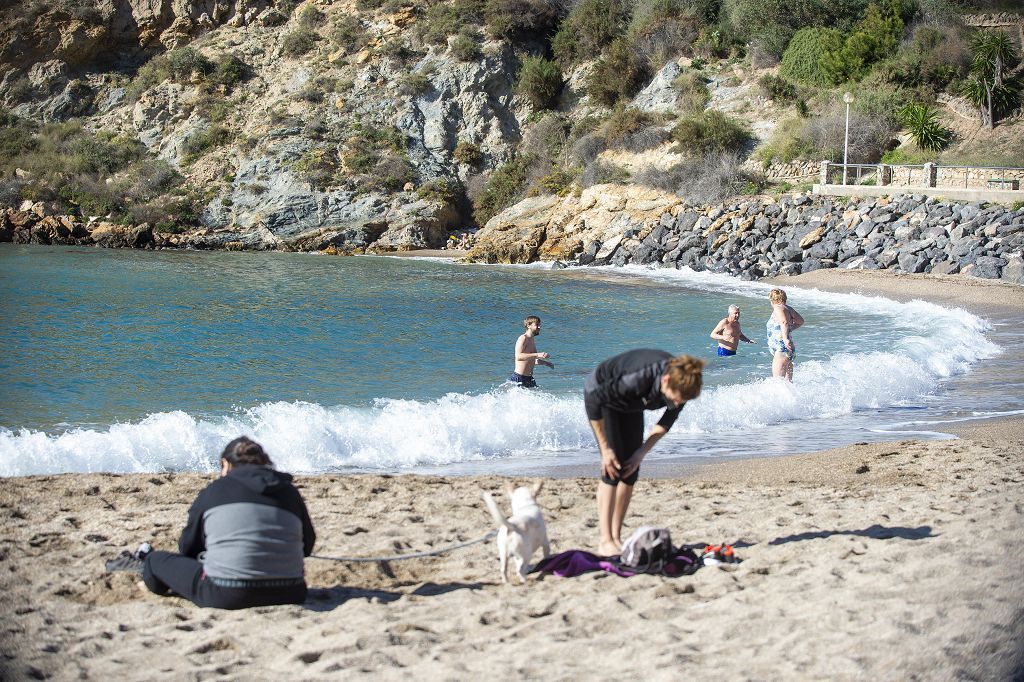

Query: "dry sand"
left=1, top=272, right=1022, bottom=680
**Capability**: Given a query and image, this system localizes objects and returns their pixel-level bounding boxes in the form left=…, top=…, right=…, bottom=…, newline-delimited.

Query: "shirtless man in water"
left=710, top=305, right=754, bottom=356
left=509, top=315, right=553, bottom=388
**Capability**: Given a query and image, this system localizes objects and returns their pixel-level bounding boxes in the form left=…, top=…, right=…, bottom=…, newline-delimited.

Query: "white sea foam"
left=0, top=388, right=592, bottom=476
left=0, top=265, right=1001, bottom=476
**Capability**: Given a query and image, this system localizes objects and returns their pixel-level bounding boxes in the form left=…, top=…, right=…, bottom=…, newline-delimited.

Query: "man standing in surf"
left=509, top=315, right=553, bottom=388
left=709, top=304, right=755, bottom=356
left=584, top=350, right=704, bottom=556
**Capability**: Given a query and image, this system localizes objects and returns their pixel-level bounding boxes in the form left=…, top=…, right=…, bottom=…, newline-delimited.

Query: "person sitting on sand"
left=141, top=436, right=316, bottom=610
left=509, top=315, right=553, bottom=388
left=584, top=350, right=704, bottom=556
left=766, top=288, right=804, bottom=381
left=710, top=305, right=754, bottom=356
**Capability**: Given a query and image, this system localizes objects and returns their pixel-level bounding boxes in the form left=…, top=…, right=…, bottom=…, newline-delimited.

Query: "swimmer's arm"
left=787, top=306, right=805, bottom=330
left=709, top=319, right=727, bottom=341
left=536, top=359, right=554, bottom=368
left=740, top=331, right=754, bottom=343
left=779, top=315, right=793, bottom=347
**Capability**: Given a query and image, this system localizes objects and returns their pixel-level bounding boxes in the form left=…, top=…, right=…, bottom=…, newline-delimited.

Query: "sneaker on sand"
left=105, top=550, right=145, bottom=573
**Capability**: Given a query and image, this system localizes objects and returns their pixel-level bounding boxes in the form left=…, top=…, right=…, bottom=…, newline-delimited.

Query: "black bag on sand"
left=619, top=526, right=674, bottom=574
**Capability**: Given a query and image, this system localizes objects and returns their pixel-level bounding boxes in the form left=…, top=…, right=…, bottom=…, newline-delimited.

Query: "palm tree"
left=962, top=30, right=1021, bottom=129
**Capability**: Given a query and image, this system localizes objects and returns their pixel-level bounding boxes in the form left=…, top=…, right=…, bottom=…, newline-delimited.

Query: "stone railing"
left=821, top=162, right=1024, bottom=191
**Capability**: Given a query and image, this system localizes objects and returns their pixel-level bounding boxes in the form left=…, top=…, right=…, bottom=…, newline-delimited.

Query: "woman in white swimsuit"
left=766, top=288, right=804, bottom=381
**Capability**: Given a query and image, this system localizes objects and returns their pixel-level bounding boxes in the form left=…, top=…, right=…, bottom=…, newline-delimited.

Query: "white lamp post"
left=842, top=91, right=854, bottom=185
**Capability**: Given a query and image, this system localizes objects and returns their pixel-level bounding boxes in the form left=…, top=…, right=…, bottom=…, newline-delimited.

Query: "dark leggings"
left=143, top=551, right=307, bottom=610
left=599, top=408, right=645, bottom=486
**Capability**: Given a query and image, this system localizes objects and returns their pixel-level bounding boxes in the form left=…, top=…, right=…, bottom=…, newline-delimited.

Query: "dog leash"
left=310, top=530, right=497, bottom=563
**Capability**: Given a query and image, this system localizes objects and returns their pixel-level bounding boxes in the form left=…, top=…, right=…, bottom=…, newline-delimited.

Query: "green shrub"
left=292, top=147, right=340, bottom=189
left=719, top=0, right=869, bottom=59
left=586, top=38, right=648, bottom=107
left=127, top=47, right=217, bottom=99
left=671, top=110, right=751, bottom=155
left=553, top=0, right=628, bottom=65
left=483, top=0, right=559, bottom=40
left=167, top=47, right=214, bottom=80
left=65, top=130, right=146, bottom=175
left=454, top=141, right=484, bottom=166
left=282, top=28, right=319, bottom=57
left=898, top=102, right=951, bottom=151
left=780, top=27, right=844, bottom=85
left=0, top=109, right=39, bottom=162
left=518, top=56, right=563, bottom=112
left=450, top=29, right=482, bottom=61
left=602, top=107, right=656, bottom=147
left=212, top=54, right=248, bottom=87
left=359, top=155, right=414, bottom=193
left=537, top=168, right=579, bottom=196
left=329, top=15, right=369, bottom=52
left=472, top=154, right=533, bottom=225
left=356, top=0, right=387, bottom=10
left=182, top=125, right=233, bottom=162
left=755, top=117, right=817, bottom=164
left=758, top=74, right=797, bottom=102
left=673, top=71, right=710, bottom=113
left=422, top=1, right=480, bottom=44
left=297, top=5, right=326, bottom=28
left=581, top=160, right=630, bottom=187
left=399, top=72, right=432, bottom=97
left=819, top=0, right=903, bottom=84
left=346, top=124, right=407, bottom=175
left=417, top=179, right=460, bottom=204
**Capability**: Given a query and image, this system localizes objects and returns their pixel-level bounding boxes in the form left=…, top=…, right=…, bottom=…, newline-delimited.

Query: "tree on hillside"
left=961, top=29, right=1021, bottom=129
left=819, top=0, right=904, bottom=84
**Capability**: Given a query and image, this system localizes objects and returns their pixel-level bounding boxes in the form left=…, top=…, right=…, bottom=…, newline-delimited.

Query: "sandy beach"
left=1, top=270, right=1022, bottom=680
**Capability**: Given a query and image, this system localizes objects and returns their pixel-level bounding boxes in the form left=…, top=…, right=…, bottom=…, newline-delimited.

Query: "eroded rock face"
left=465, top=185, right=682, bottom=264
left=397, top=41, right=522, bottom=186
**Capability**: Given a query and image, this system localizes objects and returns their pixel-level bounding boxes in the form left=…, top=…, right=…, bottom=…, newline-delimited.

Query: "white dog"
left=483, top=481, right=550, bottom=584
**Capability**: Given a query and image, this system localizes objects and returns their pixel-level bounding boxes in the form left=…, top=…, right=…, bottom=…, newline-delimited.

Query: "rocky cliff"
left=0, top=0, right=542, bottom=251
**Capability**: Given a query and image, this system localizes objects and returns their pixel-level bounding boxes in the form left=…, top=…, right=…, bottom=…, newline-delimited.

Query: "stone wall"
left=468, top=186, right=1024, bottom=284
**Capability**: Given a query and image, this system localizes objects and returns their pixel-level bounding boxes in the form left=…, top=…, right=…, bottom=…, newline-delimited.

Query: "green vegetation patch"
left=672, top=110, right=752, bottom=155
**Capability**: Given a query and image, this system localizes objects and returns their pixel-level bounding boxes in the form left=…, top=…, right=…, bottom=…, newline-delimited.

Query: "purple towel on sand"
left=533, top=550, right=636, bottom=577
left=534, top=549, right=699, bottom=578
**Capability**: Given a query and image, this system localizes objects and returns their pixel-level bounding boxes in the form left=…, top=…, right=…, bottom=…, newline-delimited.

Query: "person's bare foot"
left=598, top=540, right=620, bottom=557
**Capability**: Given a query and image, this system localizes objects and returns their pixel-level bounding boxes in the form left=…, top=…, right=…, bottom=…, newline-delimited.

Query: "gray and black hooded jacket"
left=179, top=465, right=316, bottom=581
left=583, top=348, right=682, bottom=429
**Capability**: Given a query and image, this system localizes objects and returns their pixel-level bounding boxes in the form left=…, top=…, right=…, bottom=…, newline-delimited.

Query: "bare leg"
left=610, top=482, right=634, bottom=547
left=772, top=352, right=788, bottom=379
left=597, top=481, right=620, bottom=556
left=784, top=355, right=794, bottom=381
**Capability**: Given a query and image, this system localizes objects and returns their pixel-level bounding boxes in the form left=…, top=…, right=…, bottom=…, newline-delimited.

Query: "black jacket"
left=583, top=349, right=682, bottom=429
left=179, top=465, right=316, bottom=580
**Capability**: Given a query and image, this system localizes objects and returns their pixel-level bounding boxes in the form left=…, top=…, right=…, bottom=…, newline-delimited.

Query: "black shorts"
left=508, top=372, right=538, bottom=388
left=599, top=408, right=644, bottom=486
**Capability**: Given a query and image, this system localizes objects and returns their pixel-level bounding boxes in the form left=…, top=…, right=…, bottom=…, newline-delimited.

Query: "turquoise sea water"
left=2, top=244, right=1022, bottom=476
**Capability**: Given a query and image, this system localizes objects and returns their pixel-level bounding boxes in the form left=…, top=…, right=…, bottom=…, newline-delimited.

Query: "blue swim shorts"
left=717, top=347, right=736, bottom=357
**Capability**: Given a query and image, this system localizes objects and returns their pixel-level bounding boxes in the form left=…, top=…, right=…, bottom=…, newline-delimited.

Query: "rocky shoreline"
left=4, top=190, right=1023, bottom=285
left=465, top=187, right=1024, bottom=284
left=0, top=200, right=459, bottom=254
